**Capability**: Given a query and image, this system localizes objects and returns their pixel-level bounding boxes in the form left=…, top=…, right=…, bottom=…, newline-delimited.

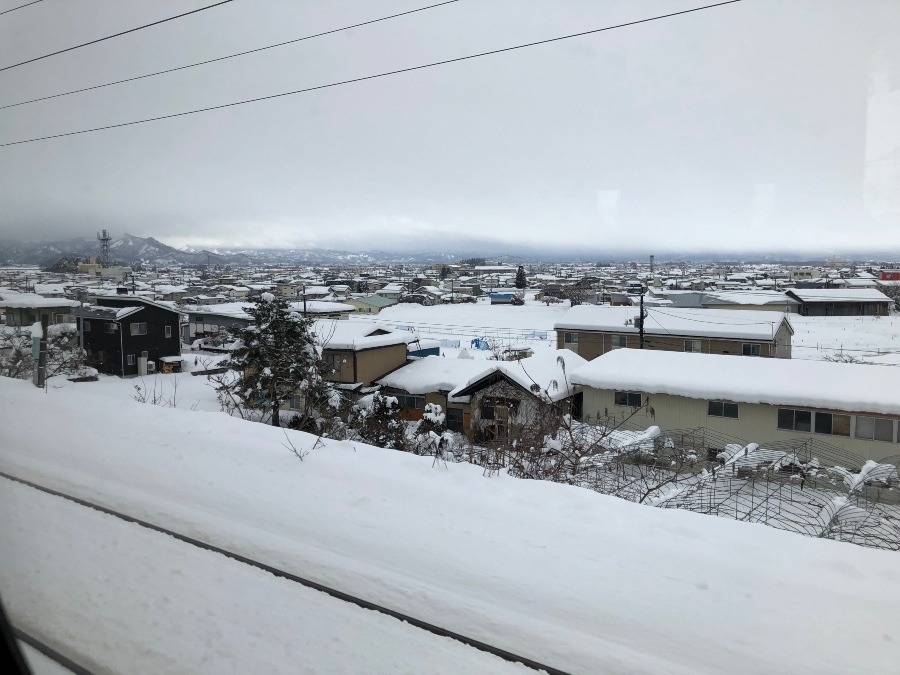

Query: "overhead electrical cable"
left=0, top=0, right=461, bottom=111
left=0, top=0, right=44, bottom=18
left=0, top=0, right=235, bottom=73
left=0, top=0, right=745, bottom=148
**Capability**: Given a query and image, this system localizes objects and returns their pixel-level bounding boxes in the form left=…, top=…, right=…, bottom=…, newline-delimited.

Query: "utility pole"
left=639, top=287, right=647, bottom=349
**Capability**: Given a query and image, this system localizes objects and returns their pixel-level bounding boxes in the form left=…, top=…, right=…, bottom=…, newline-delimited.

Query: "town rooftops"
left=554, top=306, right=792, bottom=341
left=569, top=348, right=900, bottom=416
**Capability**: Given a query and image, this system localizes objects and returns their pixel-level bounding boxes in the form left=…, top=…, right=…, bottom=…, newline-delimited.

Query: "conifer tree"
left=515, top=265, right=527, bottom=289
left=221, top=293, right=333, bottom=427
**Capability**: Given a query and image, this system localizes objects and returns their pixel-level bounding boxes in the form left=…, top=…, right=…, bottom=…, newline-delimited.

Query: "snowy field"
left=367, top=299, right=900, bottom=363
left=790, top=315, right=900, bottom=362
left=2, top=377, right=899, bottom=673
left=364, top=295, right=571, bottom=358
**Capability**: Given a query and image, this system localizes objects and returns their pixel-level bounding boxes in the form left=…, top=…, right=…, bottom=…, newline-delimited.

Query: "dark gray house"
left=78, top=295, right=183, bottom=376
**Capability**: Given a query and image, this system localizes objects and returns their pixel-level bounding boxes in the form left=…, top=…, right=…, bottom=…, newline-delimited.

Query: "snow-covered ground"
left=1, top=377, right=899, bottom=673
left=790, top=315, right=900, bottom=361
left=371, top=300, right=900, bottom=363
left=367, top=295, right=570, bottom=358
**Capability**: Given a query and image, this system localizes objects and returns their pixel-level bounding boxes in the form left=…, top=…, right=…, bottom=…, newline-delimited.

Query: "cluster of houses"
left=2, top=258, right=900, bottom=465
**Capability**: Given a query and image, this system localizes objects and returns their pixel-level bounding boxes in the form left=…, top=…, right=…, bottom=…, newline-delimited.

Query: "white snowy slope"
left=1, top=377, right=899, bottom=674
left=0, top=480, right=526, bottom=675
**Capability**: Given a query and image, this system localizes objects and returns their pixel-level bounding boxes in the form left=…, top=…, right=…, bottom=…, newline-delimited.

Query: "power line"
left=0, top=0, right=235, bottom=74
left=0, top=0, right=461, bottom=111
left=0, top=0, right=745, bottom=148
left=0, top=0, right=44, bottom=18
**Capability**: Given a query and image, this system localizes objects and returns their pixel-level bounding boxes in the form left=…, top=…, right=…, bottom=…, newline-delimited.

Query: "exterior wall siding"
left=558, top=331, right=785, bottom=359
left=581, top=388, right=899, bottom=464
left=355, top=343, right=408, bottom=386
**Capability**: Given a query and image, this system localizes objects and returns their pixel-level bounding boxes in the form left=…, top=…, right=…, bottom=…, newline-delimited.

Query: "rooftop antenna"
left=97, top=229, right=112, bottom=268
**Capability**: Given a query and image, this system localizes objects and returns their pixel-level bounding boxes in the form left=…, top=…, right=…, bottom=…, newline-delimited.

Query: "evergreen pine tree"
left=515, top=265, right=527, bottom=289
left=221, top=293, right=333, bottom=427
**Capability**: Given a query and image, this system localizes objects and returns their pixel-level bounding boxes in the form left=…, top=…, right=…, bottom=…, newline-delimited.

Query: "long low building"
left=569, top=349, right=900, bottom=464
left=555, top=306, right=793, bottom=359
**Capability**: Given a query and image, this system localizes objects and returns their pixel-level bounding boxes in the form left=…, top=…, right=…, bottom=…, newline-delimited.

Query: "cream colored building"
left=555, top=306, right=793, bottom=359
left=570, top=349, right=900, bottom=465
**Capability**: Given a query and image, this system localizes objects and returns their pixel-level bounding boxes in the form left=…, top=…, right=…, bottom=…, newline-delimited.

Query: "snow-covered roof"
left=286, top=300, right=355, bottom=315
left=315, top=320, right=417, bottom=350
left=570, top=349, right=900, bottom=415
left=787, top=289, right=891, bottom=303
left=554, top=306, right=792, bottom=340
left=92, top=294, right=183, bottom=315
left=348, top=295, right=397, bottom=308
left=450, top=349, right=587, bottom=403
left=0, top=293, right=79, bottom=309
left=377, top=356, right=495, bottom=394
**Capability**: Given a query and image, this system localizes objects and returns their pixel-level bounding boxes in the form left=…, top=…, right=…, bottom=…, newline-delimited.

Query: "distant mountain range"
left=0, top=234, right=464, bottom=268
left=1, top=233, right=899, bottom=268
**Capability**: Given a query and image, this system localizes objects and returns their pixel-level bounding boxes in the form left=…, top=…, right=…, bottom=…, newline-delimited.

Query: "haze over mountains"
left=1, top=233, right=899, bottom=268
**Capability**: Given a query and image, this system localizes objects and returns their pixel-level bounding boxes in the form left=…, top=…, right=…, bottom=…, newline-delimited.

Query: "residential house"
left=570, top=348, right=900, bottom=464
left=785, top=289, right=892, bottom=316
left=311, top=320, right=418, bottom=396
left=0, top=293, right=80, bottom=327
left=79, top=295, right=182, bottom=376
left=376, top=356, right=497, bottom=432
left=345, top=294, right=398, bottom=315
left=555, top=306, right=793, bottom=359
left=379, top=350, right=586, bottom=441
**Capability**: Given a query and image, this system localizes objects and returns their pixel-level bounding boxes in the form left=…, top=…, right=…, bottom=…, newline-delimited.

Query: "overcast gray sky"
left=1, top=0, right=899, bottom=256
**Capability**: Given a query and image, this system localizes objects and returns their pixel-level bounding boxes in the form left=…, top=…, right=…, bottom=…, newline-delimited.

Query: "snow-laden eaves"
left=570, top=348, right=900, bottom=415
left=450, top=349, right=587, bottom=403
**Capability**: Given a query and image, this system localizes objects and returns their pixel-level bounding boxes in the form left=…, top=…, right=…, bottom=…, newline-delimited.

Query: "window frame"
left=563, top=332, right=579, bottom=344
left=708, top=400, right=739, bottom=419
left=742, top=343, right=762, bottom=357
left=610, top=335, right=627, bottom=349
left=165, top=325, right=172, bottom=339
left=130, top=322, right=148, bottom=336
left=684, top=339, right=702, bottom=353
left=614, top=391, right=642, bottom=407
left=126, top=354, right=136, bottom=366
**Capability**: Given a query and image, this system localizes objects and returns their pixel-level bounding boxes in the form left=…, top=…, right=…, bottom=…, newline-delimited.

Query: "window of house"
left=684, top=339, right=702, bottom=353
left=290, top=394, right=305, bottom=411
left=396, top=394, right=425, bottom=410
left=563, top=332, right=578, bottom=344
left=742, top=343, right=762, bottom=357
left=611, top=335, right=627, bottom=349
left=777, top=408, right=812, bottom=432
left=325, top=353, right=343, bottom=373
left=165, top=326, right=172, bottom=338
left=446, top=407, right=463, bottom=432
left=83, top=320, right=91, bottom=332
left=105, top=323, right=116, bottom=334
left=614, top=391, right=642, bottom=407
left=130, top=322, right=147, bottom=336
left=708, top=400, right=739, bottom=419
left=813, top=412, right=851, bottom=437
left=126, top=354, right=135, bottom=366
left=141, top=351, right=149, bottom=359
left=98, top=351, right=105, bottom=363
left=855, top=416, right=895, bottom=442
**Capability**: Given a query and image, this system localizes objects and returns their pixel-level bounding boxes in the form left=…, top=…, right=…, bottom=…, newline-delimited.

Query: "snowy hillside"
left=1, top=377, right=899, bottom=673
